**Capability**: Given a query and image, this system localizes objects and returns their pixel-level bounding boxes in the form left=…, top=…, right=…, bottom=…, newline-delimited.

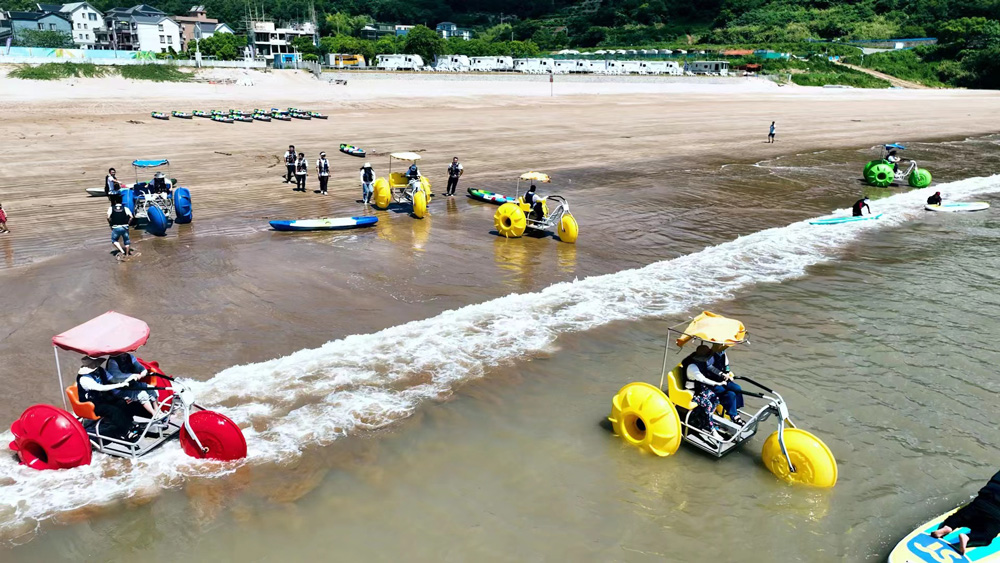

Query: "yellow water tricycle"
left=372, top=152, right=433, bottom=218
left=607, top=312, right=838, bottom=488
left=493, top=171, right=579, bottom=243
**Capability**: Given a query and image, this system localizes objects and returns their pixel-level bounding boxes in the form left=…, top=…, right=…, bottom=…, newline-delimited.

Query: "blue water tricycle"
left=119, top=159, right=193, bottom=236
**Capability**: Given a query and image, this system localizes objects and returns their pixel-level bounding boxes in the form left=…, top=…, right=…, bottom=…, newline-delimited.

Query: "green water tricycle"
left=863, top=144, right=932, bottom=188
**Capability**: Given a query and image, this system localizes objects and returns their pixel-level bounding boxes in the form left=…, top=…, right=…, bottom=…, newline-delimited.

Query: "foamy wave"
left=1, top=174, right=998, bottom=541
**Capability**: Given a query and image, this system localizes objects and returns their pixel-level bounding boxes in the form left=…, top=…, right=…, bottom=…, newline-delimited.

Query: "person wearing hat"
left=360, top=162, right=375, bottom=205
left=852, top=197, right=872, bottom=217
left=283, top=145, right=296, bottom=183
left=77, top=355, right=154, bottom=441
left=927, top=191, right=942, bottom=205
left=317, top=151, right=331, bottom=195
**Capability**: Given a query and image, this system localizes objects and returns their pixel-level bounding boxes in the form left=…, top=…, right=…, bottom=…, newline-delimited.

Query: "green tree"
left=292, top=35, right=318, bottom=55
left=324, top=12, right=374, bottom=37
left=401, top=25, right=446, bottom=63
left=374, top=36, right=398, bottom=55
left=14, top=29, right=73, bottom=48
left=187, top=32, right=246, bottom=61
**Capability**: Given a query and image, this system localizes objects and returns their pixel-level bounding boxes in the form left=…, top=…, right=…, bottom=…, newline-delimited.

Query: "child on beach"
left=0, top=202, right=8, bottom=233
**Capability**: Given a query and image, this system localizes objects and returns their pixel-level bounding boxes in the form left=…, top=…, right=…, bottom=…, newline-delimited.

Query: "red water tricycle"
left=8, top=311, right=247, bottom=470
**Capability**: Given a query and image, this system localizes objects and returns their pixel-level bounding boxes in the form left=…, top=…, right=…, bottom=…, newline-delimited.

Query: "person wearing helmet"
left=927, top=191, right=942, bottom=205
left=360, top=162, right=375, bottom=205
left=852, top=197, right=871, bottom=217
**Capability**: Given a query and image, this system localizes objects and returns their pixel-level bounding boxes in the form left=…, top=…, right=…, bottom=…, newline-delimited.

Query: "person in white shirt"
left=360, top=162, right=375, bottom=205
left=295, top=152, right=308, bottom=192
left=106, top=168, right=124, bottom=204
left=317, top=152, right=331, bottom=195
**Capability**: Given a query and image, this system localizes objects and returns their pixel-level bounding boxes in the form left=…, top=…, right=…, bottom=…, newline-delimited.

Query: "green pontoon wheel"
left=867, top=163, right=895, bottom=187
left=863, top=159, right=888, bottom=183
left=908, top=168, right=932, bottom=188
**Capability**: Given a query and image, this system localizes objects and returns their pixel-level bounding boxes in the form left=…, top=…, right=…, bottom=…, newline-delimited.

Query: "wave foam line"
left=0, top=174, right=998, bottom=542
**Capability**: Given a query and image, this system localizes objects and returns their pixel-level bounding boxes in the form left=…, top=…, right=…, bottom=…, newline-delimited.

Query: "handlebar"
left=735, top=375, right=773, bottom=394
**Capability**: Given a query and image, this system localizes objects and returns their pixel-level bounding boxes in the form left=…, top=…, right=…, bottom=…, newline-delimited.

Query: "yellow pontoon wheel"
left=373, top=178, right=391, bottom=210
left=494, top=203, right=526, bottom=238
left=608, top=382, right=681, bottom=457
left=761, top=428, right=838, bottom=488
left=420, top=177, right=432, bottom=200
left=412, top=189, right=427, bottom=219
left=558, top=214, right=579, bottom=243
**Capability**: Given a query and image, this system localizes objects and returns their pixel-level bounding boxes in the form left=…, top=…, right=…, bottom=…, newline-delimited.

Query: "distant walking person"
left=0, top=202, right=8, bottom=234
left=105, top=167, right=125, bottom=204
left=360, top=162, right=375, bottom=204
left=295, top=152, right=308, bottom=192
left=107, top=201, right=134, bottom=260
left=283, top=145, right=296, bottom=183
left=317, top=151, right=331, bottom=195
left=445, top=156, right=463, bottom=196
left=768, top=121, right=776, bottom=143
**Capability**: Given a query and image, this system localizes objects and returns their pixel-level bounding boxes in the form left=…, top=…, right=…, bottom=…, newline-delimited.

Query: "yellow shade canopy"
left=675, top=311, right=747, bottom=348
left=390, top=152, right=422, bottom=161
left=520, top=171, right=550, bottom=182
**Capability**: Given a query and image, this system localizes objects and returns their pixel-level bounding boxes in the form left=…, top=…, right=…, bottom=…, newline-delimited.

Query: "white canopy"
left=390, top=152, right=422, bottom=161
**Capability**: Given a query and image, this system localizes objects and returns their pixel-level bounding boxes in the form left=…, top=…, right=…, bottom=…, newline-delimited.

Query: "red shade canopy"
left=51, top=312, right=150, bottom=357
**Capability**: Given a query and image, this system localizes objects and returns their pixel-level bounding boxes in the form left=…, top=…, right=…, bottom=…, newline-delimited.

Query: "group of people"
left=282, top=144, right=466, bottom=202
left=77, top=353, right=163, bottom=441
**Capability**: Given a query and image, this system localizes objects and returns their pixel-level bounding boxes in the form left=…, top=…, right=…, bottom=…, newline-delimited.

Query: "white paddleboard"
left=809, top=213, right=884, bottom=225
left=925, top=202, right=990, bottom=213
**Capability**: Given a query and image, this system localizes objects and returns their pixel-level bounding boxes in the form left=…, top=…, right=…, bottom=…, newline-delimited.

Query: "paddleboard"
left=925, top=202, right=990, bottom=213
left=467, top=188, right=517, bottom=205
left=809, top=213, right=883, bottom=225
left=86, top=187, right=107, bottom=197
left=269, top=216, right=378, bottom=232
left=888, top=507, right=1000, bottom=562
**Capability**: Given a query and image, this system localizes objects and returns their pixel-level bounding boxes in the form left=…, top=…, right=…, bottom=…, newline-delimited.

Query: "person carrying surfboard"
left=930, top=469, right=1000, bottom=555
left=360, top=162, right=375, bottom=205
left=927, top=191, right=942, bottom=205
left=852, top=198, right=871, bottom=217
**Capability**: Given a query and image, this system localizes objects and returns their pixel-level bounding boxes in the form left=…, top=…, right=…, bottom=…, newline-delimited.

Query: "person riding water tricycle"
left=863, top=144, right=932, bottom=188
left=493, top=171, right=579, bottom=243
left=371, top=152, right=432, bottom=218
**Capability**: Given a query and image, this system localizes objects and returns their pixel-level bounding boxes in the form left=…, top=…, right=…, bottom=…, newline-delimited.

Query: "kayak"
left=212, top=115, right=234, bottom=123
left=269, top=216, right=379, bottom=232
left=151, top=112, right=169, bottom=120
left=339, top=144, right=366, bottom=157
left=309, top=111, right=328, bottom=119
left=193, top=111, right=211, bottom=118
left=253, top=114, right=272, bottom=122
left=271, top=113, right=291, bottom=121
left=925, top=202, right=990, bottom=213
left=888, top=506, right=1000, bottom=562
left=232, top=115, right=253, bottom=123
left=290, top=113, right=312, bottom=120
left=86, top=187, right=106, bottom=197
left=809, top=213, right=884, bottom=225
left=171, top=111, right=193, bottom=119
left=467, top=188, right=518, bottom=205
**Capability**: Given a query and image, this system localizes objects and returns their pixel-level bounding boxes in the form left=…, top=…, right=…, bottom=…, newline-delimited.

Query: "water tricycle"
left=493, top=171, right=579, bottom=243
left=863, top=143, right=932, bottom=188
left=120, top=159, right=193, bottom=236
left=8, top=312, right=247, bottom=469
left=372, top=152, right=433, bottom=219
left=607, top=312, right=838, bottom=488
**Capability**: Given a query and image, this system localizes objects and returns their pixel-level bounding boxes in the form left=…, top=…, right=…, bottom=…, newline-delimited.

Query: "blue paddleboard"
left=888, top=506, right=1000, bottom=562
left=809, top=213, right=883, bottom=225
left=269, top=216, right=378, bottom=232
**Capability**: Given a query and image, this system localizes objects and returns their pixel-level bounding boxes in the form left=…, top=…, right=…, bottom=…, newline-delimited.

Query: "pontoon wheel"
left=761, top=428, right=838, bottom=488
left=9, top=404, right=92, bottom=470
left=608, top=382, right=681, bottom=457
left=173, top=187, right=192, bottom=224
left=180, top=410, right=247, bottom=461
left=494, top=203, right=526, bottom=238
left=558, top=214, right=579, bottom=243
left=867, top=163, right=895, bottom=188
left=862, top=159, right=887, bottom=182
left=373, top=179, right=391, bottom=210
left=420, top=177, right=432, bottom=200
left=146, top=205, right=169, bottom=236
left=908, top=168, right=932, bottom=188
left=412, top=189, right=428, bottom=219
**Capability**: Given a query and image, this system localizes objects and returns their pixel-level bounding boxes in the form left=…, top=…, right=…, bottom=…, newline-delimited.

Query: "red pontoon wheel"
left=8, top=405, right=92, bottom=470
left=180, top=411, right=247, bottom=461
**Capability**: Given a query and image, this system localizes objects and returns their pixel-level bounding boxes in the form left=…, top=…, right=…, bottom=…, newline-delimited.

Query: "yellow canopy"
left=675, top=311, right=747, bottom=348
left=390, top=152, right=422, bottom=161
left=520, top=171, right=550, bottom=182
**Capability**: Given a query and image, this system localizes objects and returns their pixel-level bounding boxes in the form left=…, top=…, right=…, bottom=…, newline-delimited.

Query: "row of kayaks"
left=809, top=202, right=990, bottom=225
left=152, top=108, right=328, bottom=122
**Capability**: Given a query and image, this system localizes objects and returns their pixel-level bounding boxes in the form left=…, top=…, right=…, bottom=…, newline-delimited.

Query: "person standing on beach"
left=768, top=121, right=776, bottom=143
left=360, top=162, right=375, bottom=204
left=107, top=201, right=134, bottom=260
left=317, top=152, right=331, bottom=195
left=445, top=156, right=463, bottom=196
left=105, top=168, right=124, bottom=204
left=0, top=202, right=9, bottom=234
left=295, top=152, right=308, bottom=192
left=283, top=145, right=296, bottom=183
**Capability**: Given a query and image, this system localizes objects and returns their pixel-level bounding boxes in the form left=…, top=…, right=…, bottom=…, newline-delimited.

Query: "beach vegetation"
left=117, top=64, right=190, bottom=82
left=8, top=62, right=110, bottom=79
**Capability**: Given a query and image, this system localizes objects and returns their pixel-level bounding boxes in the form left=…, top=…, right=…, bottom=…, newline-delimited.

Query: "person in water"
left=927, top=191, right=942, bottom=205
left=360, top=162, right=375, bottom=204
left=77, top=356, right=152, bottom=441
left=107, top=201, right=134, bottom=260
left=930, top=469, right=1000, bottom=556
left=524, top=184, right=545, bottom=220
left=852, top=197, right=871, bottom=217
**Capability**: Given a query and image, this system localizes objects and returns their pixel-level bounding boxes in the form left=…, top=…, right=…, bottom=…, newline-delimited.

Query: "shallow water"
left=2, top=135, right=1000, bottom=561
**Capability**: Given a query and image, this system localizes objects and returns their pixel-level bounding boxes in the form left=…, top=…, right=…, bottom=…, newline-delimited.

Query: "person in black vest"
left=524, top=184, right=545, bottom=220
left=445, top=156, right=463, bottom=196
left=105, top=168, right=124, bottom=204
left=317, top=152, right=331, bottom=195
left=283, top=145, right=296, bottom=183
left=295, top=152, right=308, bottom=192
left=107, top=201, right=134, bottom=260
left=931, top=469, right=1000, bottom=555
left=927, top=191, right=942, bottom=205
left=682, top=344, right=746, bottom=437
left=360, top=162, right=375, bottom=204
left=852, top=197, right=871, bottom=217
left=76, top=356, right=151, bottom=441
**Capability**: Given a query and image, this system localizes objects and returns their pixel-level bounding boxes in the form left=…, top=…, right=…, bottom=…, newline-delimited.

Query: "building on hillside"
left=35, top=2, right=104, bottom=48
left=4, top=10, right=72, bottom=43
left=394, top=25, right=413, bottom=36
left=360, top=23, right=395, bottom=41
left=250, top=20, right=315, bottom=63
left=685, top=60, right=729, bottom=76
left=94, top=5, right=180, bottom=52
left=174, top=5, right=232, bottom=51
left=435, top=22, right=471, bottom=40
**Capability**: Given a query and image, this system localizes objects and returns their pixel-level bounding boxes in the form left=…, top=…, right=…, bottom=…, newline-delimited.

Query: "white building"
left=251, top=20, right=316, bottom=62
left=376, top=54, right=424, bottom=71
left=469, top=56, right=513, bottom=71
left=433, top=54, right=470, bottom=71
left=513, top=58, right=554, bottom=73
left=132, top=14, right=180, bottom=52
left=686, top=60, right=729, bottom=76
left=60, top=2, right=102, bottom=48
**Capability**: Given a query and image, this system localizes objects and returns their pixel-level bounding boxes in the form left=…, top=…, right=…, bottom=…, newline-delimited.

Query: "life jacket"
left=296, top=159, right=307, bottom=173
left=318, top=159, right=329, bottom=176
left=106, top=175, right=119, bottom=193
left=407, top=166, right=419, bottom=179
left=109, top=204, right=130, bottom=227
left=524, top=191, right=537, bottom=205
left=77, top=367, right=111, bottom=403
left=680, top=351, right=724, bottom=390
left=285, top=152, right=296, bottom=165
left=362, top=167, right=374, bottom=183
left=449, top=163, right=461, bottom=178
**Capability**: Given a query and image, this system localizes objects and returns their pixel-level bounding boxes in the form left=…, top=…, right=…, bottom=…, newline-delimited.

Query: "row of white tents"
left=376, top=54, right=701, bottom=75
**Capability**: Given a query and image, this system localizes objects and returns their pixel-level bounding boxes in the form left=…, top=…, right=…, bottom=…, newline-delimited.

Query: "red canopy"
left=51, top=312, right=150, bottom=356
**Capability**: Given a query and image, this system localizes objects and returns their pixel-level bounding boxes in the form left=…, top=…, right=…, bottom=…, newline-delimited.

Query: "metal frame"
left=129, top=160, right=175, bottom=224
left=387, top=154, right=424, bottom=205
